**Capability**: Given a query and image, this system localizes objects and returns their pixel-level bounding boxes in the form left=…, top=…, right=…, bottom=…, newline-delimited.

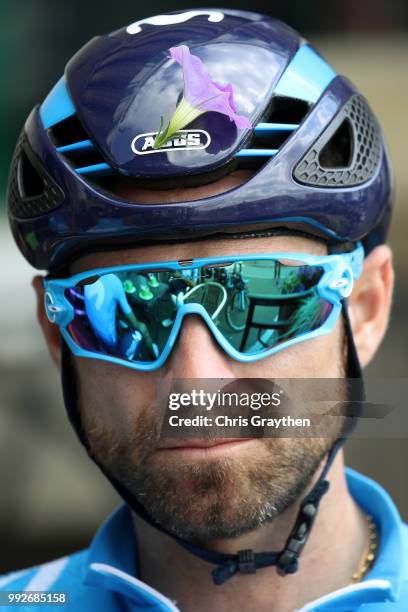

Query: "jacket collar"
left=83, top=503, right=180, bottom=610
left=83, top=467, right=407, bottom=611
left=299, top=467, right=407, bottom=610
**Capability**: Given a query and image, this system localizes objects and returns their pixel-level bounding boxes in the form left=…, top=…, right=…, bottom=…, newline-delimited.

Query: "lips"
left=159, top=438, right=252, bottom=450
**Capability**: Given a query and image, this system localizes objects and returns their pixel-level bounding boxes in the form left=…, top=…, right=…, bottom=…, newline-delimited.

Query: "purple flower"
left=153, top=45, right=251, bottom=149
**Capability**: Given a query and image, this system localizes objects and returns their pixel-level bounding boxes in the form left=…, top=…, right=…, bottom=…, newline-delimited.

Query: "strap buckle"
left=277, top=502, right=317, bottom=573
left=238, top=549, right=256, bottom=574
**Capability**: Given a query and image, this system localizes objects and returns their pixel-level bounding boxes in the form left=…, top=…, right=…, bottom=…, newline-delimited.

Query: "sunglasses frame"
left=43, top=244, right=364, bottom=371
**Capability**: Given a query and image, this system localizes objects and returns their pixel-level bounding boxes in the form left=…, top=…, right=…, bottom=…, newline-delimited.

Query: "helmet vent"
left=48, top=114, right=89, bottom=147
left=236, top=96, right=310, bottom=170
left=18, top=150, right=44, bottom=198
left=58, top=145, right=107, bottom=169
left=265, top=96, right=311, bottom=124
left=319, top=119, right=353, bottom=168
left=48, top=114, right=112, bottom=176
left=293, top=94, right=381, bottom=187
left=248, top=127, right=294, bottom=151
left=8, top=132, right=65, bottom=219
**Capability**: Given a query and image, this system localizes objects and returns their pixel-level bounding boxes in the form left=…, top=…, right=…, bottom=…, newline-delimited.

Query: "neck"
left=131, top=452, right=369, bottom=612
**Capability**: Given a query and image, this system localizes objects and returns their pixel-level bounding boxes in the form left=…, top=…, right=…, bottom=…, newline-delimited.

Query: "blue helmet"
left=7, top=8, right=393, bottom=270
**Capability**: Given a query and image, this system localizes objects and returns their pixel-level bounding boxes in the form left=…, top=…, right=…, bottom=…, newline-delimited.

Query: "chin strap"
left=61, top=298, right=364, bottom=586
left=176, top=437, right=344, bottom=585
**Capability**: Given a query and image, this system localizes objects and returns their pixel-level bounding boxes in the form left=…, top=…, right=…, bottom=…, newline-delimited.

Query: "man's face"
left=68, top=232, right=346, bottom=541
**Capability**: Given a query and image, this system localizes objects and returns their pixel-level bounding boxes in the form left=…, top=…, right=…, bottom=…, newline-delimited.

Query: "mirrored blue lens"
left=65, top=260, right=331, bottom=365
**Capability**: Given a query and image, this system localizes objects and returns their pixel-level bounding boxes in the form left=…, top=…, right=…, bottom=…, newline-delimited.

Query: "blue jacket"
left=1, top=467, right=407, bottom=611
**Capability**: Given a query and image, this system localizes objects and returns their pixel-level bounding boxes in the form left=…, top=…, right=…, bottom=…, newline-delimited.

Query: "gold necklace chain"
left=351, top=514, right=378, bottom=583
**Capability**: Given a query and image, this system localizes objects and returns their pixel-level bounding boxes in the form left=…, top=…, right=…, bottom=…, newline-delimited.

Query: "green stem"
left=153, top=97, right=204, bottom=149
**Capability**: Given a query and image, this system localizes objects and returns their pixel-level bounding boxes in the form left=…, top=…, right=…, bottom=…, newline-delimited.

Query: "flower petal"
left=232, top=114, right=252, bottom=129
left=169, top=46, right=213, bottom=108
left=213, top=81, right=236, bottom=113
left=169, top=45, right=251, bottom=131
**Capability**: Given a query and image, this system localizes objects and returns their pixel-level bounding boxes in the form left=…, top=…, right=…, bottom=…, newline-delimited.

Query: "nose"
left=165, top=313, right=236, bottom=379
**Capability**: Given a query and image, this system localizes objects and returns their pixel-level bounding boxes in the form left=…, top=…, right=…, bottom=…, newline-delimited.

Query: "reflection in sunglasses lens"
left=65, top=261, right=331, bottom=365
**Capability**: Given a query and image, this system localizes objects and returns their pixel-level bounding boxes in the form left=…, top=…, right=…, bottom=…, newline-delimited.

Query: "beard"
left=80, top=402, right=336, bottom=542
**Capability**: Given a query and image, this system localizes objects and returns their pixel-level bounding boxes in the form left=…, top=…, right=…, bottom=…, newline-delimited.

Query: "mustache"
left=84, top=378, right=284, bottom=461
left=162, top=377, right=280, bottom=399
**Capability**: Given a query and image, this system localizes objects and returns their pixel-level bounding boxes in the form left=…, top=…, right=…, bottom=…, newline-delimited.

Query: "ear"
left=32, top=275, right=62, bottom=369
left=348, top=245, right=394, bottom=368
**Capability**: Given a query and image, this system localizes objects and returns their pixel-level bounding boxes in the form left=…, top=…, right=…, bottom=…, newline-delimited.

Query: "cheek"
left=76, top=358, right=159, bottom=434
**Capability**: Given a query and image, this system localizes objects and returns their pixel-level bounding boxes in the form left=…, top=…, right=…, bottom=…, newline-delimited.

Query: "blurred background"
left=1, top=0, right=407, bottom=573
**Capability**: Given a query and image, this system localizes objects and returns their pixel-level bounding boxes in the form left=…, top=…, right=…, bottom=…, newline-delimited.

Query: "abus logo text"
left=131, top=129, right=211, bottom=155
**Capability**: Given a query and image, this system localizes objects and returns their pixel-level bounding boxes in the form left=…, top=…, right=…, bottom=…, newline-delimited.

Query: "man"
left=82, top=272, right=158, bottom=358
left=3, top=8, right=407, bottom=611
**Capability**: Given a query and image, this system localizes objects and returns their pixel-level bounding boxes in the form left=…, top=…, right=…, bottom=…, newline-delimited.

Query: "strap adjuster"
left=238, top=549, right=256, bottom=574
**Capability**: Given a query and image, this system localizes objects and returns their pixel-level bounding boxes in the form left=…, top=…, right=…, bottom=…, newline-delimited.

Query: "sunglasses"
left=43, top=245, right=364, bottom=371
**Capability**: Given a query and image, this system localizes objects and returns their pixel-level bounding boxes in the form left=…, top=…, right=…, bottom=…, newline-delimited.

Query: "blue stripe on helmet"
left=76, top=162, right=112, bottom=175
left=255, top=123, right=299, bottom=132
left=274, top=45, right=336, bottom=103
left=235, top=149, right=278, bottom=157
left=56, top=140, right=93, bottom=153
left=40, top=76, right=76, bottom=129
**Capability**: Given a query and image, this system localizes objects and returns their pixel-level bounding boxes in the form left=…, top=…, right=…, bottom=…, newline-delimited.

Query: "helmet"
left=7, top=8, right=392, bottom=272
